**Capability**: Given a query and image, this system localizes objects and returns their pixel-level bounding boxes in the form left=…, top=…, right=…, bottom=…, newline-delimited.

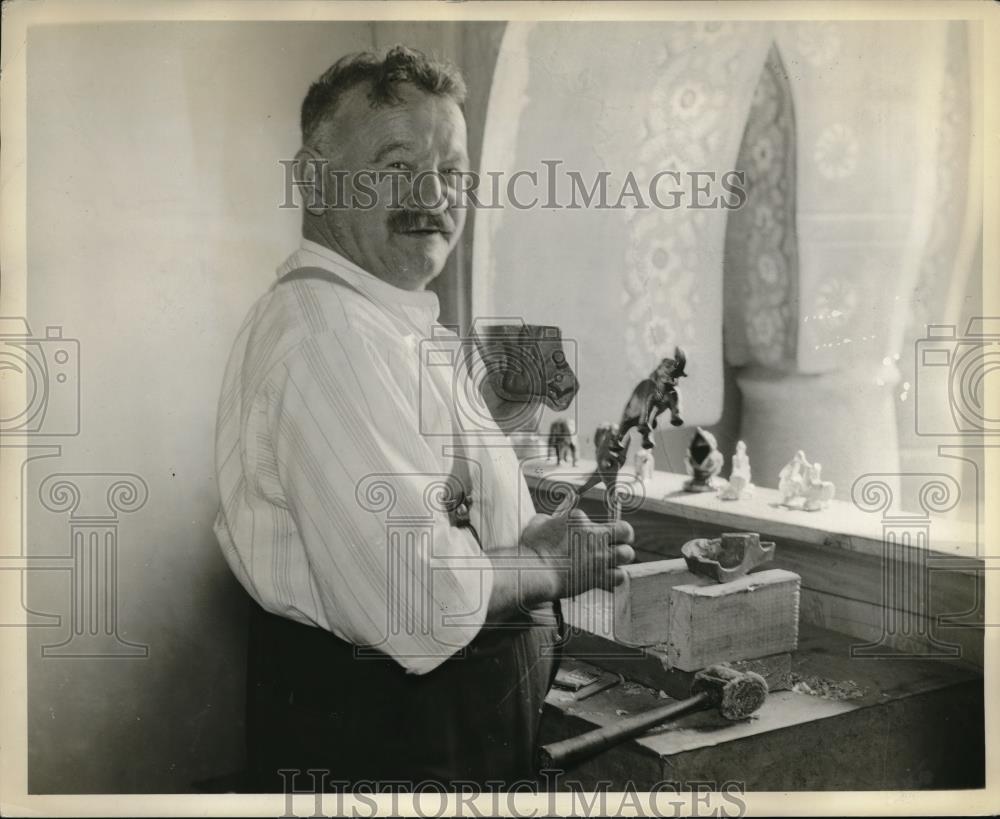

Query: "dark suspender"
left=275, top=265, right=346, bottom=288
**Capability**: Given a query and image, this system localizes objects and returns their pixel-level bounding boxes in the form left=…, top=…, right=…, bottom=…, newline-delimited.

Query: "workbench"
left=526, top=459, right=986, bottom=790
left=539, top=623, right=983, bottom=790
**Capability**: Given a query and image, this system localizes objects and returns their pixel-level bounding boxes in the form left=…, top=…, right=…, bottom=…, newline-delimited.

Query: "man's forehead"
left=331, top=82, right=467, bottom=149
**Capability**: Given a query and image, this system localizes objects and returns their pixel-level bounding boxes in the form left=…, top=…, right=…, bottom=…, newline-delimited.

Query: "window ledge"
left=523, top=456, right=985, bottom=667
left=522, top=457, right=980, bottom=565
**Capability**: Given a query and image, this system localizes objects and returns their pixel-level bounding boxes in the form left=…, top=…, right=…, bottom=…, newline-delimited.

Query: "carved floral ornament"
left=622, top=21, right=770, bottom=379
left=475, top=22, right=970, bottom=437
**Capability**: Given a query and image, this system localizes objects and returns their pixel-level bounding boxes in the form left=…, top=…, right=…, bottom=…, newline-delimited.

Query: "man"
left=213, top=45, right=635, bottom=790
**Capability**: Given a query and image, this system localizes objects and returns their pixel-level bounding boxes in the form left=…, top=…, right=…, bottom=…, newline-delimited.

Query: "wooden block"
left=563, top=559, right=711, bottom=646
left=667, top=569, right=801, bottom=671
left=563, top=588, right=617, bottom=640
left=562, top=626, right=793, bottom=699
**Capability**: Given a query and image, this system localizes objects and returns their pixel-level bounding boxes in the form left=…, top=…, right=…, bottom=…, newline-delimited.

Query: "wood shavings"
left=789, top=672, right=866, bottom=701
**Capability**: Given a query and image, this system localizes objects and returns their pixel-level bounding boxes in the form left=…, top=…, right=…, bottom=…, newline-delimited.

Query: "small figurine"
left=778, top=450, right=835, bottom=511
left=553, top=422, right=630, bottom=520
left=612, top=347, right=686, bottom=452
left=593, top=422, right=620, bottom=463
left=547, top=418, right=577, bottom=466
left=683, top=427, right=725, bottom=493
left=778, top=450, right=809, bottom=504
left=718, top=440, right=753, bottom=500
left=802, top=461, right=835, bottom=511
left=634, top=448, right=654, bottom=482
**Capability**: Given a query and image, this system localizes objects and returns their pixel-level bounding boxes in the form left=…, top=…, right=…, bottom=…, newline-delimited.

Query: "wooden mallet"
left=538, top=665, right=768, bottom=771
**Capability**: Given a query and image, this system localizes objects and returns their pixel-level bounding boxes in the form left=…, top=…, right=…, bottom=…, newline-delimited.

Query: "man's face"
left=317, top=82, right=469, bottom=290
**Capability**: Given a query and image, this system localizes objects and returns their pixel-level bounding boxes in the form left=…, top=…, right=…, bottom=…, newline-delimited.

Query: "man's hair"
left=301, top=45, right=467, bottom=148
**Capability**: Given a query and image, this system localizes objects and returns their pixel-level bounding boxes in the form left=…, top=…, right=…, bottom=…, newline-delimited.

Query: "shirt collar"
left=279, top=239, right=442, bottom=324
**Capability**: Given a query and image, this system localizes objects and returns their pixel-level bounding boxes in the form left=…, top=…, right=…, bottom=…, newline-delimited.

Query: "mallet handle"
left=538, top=691, right=710, bottom=770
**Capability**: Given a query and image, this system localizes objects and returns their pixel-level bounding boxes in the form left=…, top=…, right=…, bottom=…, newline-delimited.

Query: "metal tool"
left=554, top=664, right=623, bottom=701
left=553, top=666, right=601, bottom=692
left=575, top=672, right=623, bottom=701
left=538, top=665, right=768, bottom=771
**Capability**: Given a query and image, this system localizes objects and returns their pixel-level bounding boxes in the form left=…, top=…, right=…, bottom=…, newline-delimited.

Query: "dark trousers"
left=244, top=600, right=563, bottom=791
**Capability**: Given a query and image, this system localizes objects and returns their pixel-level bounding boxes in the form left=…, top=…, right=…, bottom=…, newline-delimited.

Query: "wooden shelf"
left=524, top=458, right=986, bottom=667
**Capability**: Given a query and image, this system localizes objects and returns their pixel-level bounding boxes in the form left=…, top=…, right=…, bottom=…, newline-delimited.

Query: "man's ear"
left=295, top=146, right=328, bottom=217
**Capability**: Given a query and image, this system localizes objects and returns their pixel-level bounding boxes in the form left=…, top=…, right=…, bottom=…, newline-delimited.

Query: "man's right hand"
left=520, top=508, right=635, bottom=600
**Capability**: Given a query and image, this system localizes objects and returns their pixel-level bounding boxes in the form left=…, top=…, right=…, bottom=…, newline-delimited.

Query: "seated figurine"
left=778, top=450, right=835, bottom=511
left=802, top=461, right=835, bottom=511
left=718, top=440, right=753, bottom=501
left=778, top=450, right=808, bottom=504
left=683, top=427, right=725, bottom=493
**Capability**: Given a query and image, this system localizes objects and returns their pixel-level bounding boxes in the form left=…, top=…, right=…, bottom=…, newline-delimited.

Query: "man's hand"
left=484, top=508, right=634, bottom=621
left=520, top=508, right=635, bottom=600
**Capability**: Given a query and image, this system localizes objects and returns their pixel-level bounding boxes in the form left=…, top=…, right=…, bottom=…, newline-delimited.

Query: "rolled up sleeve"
left=271, top=330, right=494, bottom=675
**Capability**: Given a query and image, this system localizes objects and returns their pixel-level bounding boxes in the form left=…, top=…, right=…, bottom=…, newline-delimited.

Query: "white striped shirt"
left=213, top=240, right=537, bottom=674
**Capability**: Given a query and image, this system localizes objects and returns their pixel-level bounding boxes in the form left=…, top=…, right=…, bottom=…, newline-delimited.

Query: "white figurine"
left=802, top=461, right=835, bottom=511
left=778, top=450, right=835, bottom=511
left=719, top=440, right=753, bottom=500
left=778, top=450, right=808, bottom=504
left=634, top=448, right=654, bottom=482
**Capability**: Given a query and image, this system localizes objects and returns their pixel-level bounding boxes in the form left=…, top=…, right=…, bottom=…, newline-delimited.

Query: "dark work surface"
left=539, top=623, right=984, bottom=791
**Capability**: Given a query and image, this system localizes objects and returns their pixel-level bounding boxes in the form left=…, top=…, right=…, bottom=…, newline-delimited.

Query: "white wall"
left=24, top=21, right=379, bottom=793
left=23, top=19, right=509, bottom=795
left=474, top=22, right=771, bottom=466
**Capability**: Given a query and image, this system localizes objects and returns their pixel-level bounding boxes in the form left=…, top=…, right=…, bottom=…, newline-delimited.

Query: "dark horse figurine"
left=613, top=347, right=686, bottom=451
left=547, top=418, right=577, bottom=466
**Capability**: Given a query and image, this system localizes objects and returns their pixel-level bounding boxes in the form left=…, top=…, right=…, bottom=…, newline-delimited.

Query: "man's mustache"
left=389, top=209, right=455, bottom=234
